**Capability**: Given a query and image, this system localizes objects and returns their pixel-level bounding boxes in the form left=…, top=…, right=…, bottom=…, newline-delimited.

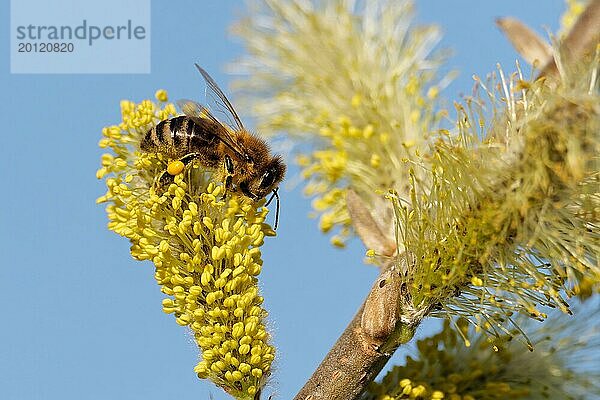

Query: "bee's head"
left=241, top=155, right=286, bottom=201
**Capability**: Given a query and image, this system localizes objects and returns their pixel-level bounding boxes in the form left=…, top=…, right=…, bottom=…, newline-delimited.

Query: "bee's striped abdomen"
left=140, top=116, right=183, bottom=156
left=168, top=116, right=186, bottom=149
left=141, top=116, right=222, bottom=163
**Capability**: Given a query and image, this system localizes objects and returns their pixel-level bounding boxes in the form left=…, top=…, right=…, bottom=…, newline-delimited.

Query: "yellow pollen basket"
left=167, top=159, right=185, bottom=175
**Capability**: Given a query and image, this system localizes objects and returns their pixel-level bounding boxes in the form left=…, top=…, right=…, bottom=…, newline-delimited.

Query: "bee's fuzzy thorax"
left=237, top=130, right=272, bottom=166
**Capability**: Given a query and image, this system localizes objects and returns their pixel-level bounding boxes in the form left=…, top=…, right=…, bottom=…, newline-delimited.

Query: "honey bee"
left=141, top=64, right=286, bottom=227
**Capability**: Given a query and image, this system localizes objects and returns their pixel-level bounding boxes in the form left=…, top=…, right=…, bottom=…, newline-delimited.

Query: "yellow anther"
left=155, top=89, right=168, bottom=102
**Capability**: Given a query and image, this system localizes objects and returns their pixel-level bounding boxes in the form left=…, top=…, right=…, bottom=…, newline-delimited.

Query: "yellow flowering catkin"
left=97, top=90, right=275, bottom=400
left=234, top=0, right=449, bottom=247
left=388, top=57, right=600, bottom=337
left=365, top=302, right=600, bottom=400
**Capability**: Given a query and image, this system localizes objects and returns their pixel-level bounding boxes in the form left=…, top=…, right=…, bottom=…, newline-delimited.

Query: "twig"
left=293, top=265, right=418, bottom=400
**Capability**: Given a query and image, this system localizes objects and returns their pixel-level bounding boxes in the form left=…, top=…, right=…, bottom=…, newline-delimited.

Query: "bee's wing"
left=177, top=98, right=248, bottom=161
left=194, top=64, right=246, bottom=133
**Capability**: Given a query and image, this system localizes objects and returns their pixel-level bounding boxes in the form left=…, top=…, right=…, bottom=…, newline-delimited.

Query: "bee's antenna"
left=265, top=189, right=276, bottom=207
left=265, top=188, right=280, bottom=230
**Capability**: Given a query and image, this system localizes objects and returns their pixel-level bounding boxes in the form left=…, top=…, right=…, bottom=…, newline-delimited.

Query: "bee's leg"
left=180, top=152, right=200, bottom=166
left=152, top=153, right=200, bottom=192
left=223, top=155, right=234, bottom=198
left=158, top=170, right=174, bottom=187
left=151, top=170, right=174, bottom=193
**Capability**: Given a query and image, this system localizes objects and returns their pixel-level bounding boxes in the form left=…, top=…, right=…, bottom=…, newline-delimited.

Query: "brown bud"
left=361, top=269, right=402, bottom=339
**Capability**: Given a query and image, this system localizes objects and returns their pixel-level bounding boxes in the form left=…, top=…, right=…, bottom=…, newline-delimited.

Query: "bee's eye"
left=260, top=169, right=277, bottom=189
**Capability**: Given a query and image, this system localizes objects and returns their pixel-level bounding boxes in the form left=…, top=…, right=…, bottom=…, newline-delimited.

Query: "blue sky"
left=1, top=1, right=569, bottom=399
